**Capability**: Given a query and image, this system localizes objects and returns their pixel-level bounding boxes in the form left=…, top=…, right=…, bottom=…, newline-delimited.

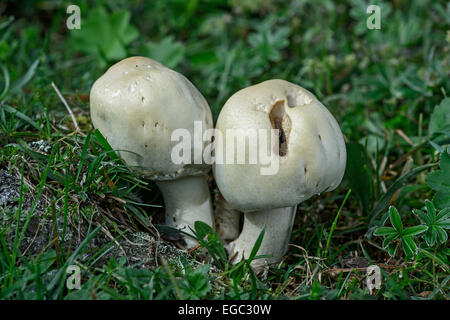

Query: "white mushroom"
left=213, top=79, right=346, bottom=269
left=90, top=56, right=214, bottom=248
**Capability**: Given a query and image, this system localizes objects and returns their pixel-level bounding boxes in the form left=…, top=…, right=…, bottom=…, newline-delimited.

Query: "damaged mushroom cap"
left=213, top=79, right=346, bottom=212
left=90, top=56, right=213, bottom=181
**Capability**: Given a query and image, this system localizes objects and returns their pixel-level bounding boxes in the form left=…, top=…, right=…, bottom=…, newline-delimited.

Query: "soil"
left=0, top=168, right=189, bottom=269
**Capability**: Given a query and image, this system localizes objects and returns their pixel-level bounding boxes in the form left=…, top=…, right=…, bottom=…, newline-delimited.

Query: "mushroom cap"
left=90, top=56, right=213, bottom=180
left=213, top=79, right=346, bottom=212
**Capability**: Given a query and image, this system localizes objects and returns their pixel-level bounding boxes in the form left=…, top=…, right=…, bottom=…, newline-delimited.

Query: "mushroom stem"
left=156, top=175, right=214, bottom=248
left=214, top=192, right=242, bottom=242
left=228, top=206, right=297, bottom=269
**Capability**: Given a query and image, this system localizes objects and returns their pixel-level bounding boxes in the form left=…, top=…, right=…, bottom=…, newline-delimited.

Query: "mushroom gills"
left=269, top=100, right=291, bottom=157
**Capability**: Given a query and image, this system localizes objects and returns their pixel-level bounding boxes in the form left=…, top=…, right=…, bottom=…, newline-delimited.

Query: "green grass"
left=0, top=0, right=449, bottom=300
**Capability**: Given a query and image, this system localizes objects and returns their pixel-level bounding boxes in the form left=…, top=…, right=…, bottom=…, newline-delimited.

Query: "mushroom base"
left=227, top=205, right=297, bottom=270
left=156, top=175, right=214, bottom=248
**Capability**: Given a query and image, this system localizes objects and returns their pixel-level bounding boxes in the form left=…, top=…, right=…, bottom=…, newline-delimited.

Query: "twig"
left=22, top=219, right=42, bottom=256
left=187, top=234, right=209, bottom=254
left=389, top=140, right=428, bottom=169
left=396, top=129, right=414, bottom=146
left=93, top=221, right=127, bottom=257
left=51, top=81, right=81, bottom=134
left=323, top=263, right=397, bottom=277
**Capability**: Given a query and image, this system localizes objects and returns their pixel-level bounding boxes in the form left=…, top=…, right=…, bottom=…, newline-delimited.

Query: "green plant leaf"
left=70, top=7, right=138, bottom=66
left=387, top=242, right=398, bottom=257
left=436, top=227, right=448, bottom=243
left=374, top=226, right=396, bottom=236
left=429, top=98, right=450, bottom=140
left=433, top=192, right=450, bottom=210
left=424, top=228, right=437, bottom=247
left=110, top=11, right=139, bottom=44
left=389, top=206, right=403, bottom=232
left=2, top=105, right=44, bottom=134
left=382, top=233, right=399, bottom=249
left=345, top=142, right=373, bottom=216
left=248, top=23, right=290, bottom=64
left=0, top=64, right=10, bottom=102
left=426, top=150, right=450, bottom=209
left=368, top=163, right=435, bottom=227
left=93, top=129, right=119, bottom=161
left=194, top=221, right=228, bottom=269
left=436, top=207, right=450, bottom=222
left=412, top=209, right=432, bottom=225
left=247, top=225, right=266, bottom=263
left=425, top=199, right=437, bottom=220
left=143, top=37, right=185, bottom=69
left=402, top=237, right=417, bottom=259
left=419, top=248, right=450, bottom=273
left=413, top=200, right=450, bottom=247
left=10, top=58, right=40, bottom=93
left=375, top=204, right=433, bottom=260
left=403, top=225, right=428, bottom=237
left=436, top=220, right=450, bottom=229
